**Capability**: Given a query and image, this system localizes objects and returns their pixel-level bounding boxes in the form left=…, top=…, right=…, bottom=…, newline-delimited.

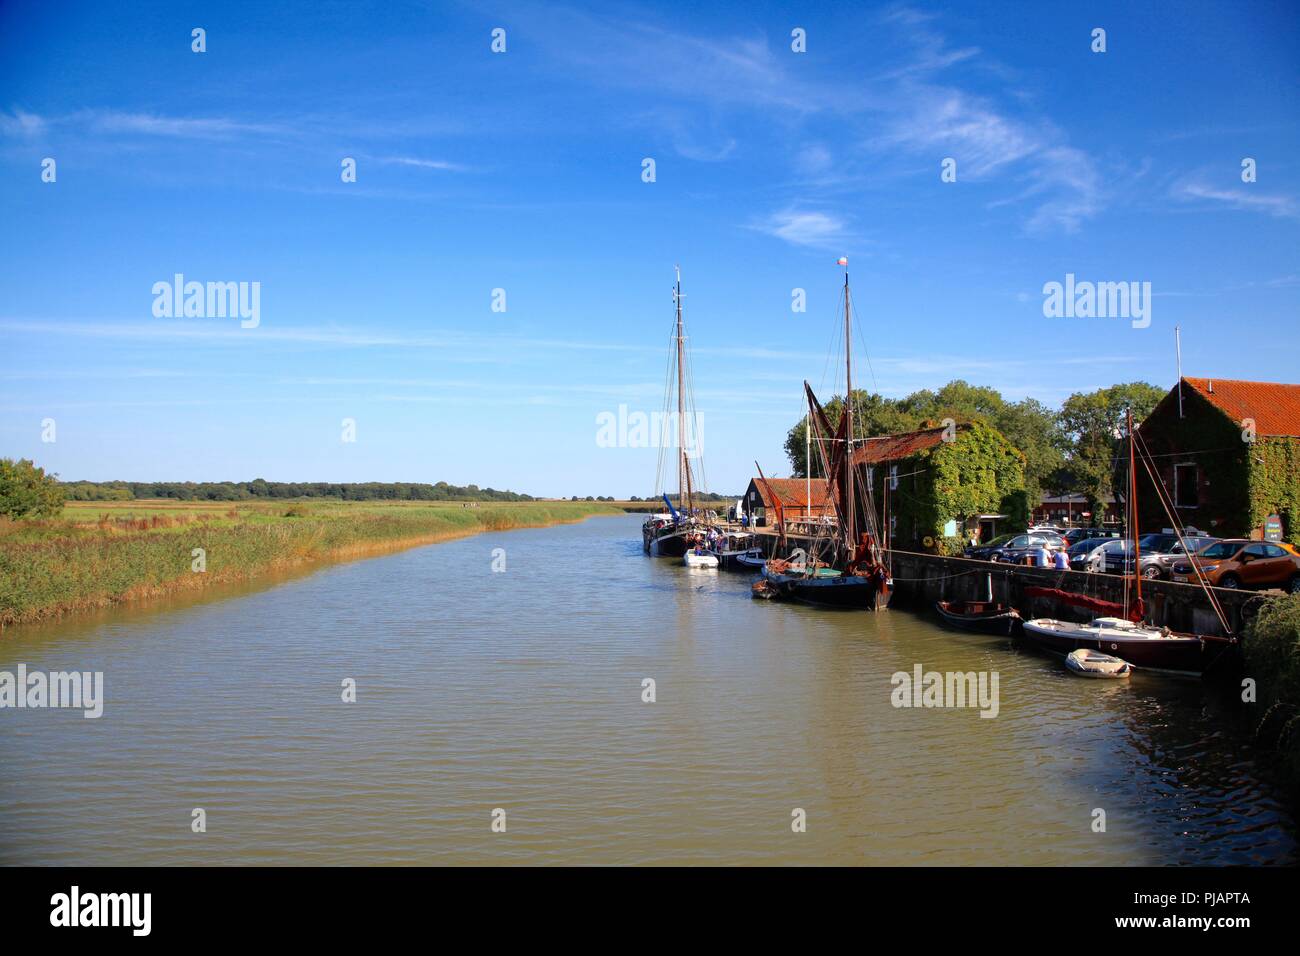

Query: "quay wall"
left=752, top=529, right=1258, bottom=638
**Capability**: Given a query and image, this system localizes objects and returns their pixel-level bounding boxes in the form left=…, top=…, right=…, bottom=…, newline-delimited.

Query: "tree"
left=783, top=380, right=1062, bottom=501
left=1057, top=382, right=1165, bottom=525
left=784, top=389, right=919, bottom=477
left=0, top=458, right=66, bottom=518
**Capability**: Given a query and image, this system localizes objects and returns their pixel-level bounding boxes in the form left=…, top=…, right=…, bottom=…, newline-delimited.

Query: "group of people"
left=1030, top=545, right=1069, bottom=569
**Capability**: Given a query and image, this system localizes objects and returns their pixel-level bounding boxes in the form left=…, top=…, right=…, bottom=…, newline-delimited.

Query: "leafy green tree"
left=783, top=380, right=1062, bottom=501
left=0, top=458, right=66, bottom=518
left=1057, top=382, right=1165, bottom=524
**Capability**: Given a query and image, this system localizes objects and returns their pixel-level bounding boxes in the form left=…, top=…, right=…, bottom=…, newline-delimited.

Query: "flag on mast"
left=836, top=256, right=848, bottom=266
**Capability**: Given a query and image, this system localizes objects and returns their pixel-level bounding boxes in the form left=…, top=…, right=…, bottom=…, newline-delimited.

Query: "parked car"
left=1066, top=538, right=1117, bottom=573
left=1062, top=527, right=1121, bottom=547
left=1074, top=538, right=1132, bottom=573
left=1170, top=540, right=1300, bottom=592
left=1104, top=532, right=1217, bottom=579
left=966, top=532, right=1066, bottom=564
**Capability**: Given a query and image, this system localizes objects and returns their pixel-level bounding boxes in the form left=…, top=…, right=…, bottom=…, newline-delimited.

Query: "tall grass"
left=0, top=500, right=618, bottom=627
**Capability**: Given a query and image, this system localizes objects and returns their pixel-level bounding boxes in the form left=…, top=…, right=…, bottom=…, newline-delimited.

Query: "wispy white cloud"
left=380, top=156, right=472, bottom=172
left=1173, top=179, right=1299, bottom=220
left=748, top=209, right=848, bottom=249
left=0, top=109, right=47, bottom=137
left=83, top=110, right=284, bottom=138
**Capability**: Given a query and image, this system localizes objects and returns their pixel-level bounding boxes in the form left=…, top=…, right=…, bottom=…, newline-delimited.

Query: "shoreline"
left=1, top=501, right=622, bottom=630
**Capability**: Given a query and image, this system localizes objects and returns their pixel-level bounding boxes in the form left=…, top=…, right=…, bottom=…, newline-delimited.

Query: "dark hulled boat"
left=935, top=599, right=1022, bottom=636
left=642, top=266, right=708, bottom=558
left=760, top=264, right=892, bottom=612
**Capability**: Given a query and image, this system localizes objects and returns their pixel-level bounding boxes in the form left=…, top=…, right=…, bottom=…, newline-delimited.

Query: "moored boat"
left=1065, top=648, right=1132, bottom=679
left=683, top=548, right=719, bottom=569
left=758, top=262, right=892, bottom=612
left=643, top=266, right=710, bottom=558
left=935, top=599, right=1022, bottom=636
left=1024, top=616, right=1203, bottom=676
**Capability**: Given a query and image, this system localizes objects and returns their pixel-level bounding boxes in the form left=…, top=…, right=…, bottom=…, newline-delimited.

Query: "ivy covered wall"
left=1249, top=436, right=1300, bottom=545
left=861, top=421, right=1026, bottom=550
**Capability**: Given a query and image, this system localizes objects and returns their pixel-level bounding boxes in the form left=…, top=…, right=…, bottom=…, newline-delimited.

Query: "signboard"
left=1264, top=514, right=1283, bottom=542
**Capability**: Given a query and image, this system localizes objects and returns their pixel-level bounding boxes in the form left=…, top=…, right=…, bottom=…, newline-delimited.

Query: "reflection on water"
left=0, top=515, right=1294, bottom=865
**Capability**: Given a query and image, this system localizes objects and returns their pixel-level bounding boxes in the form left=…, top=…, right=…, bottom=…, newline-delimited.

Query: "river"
left=1, top=514, right=1294, bottom=865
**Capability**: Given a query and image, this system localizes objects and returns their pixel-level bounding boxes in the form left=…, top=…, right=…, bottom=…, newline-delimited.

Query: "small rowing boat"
left=683, top=548, right=719, bottom=569
left=1065, top=648, right=1132, bottom=679
left=934, top=600, right=1021, bottom=636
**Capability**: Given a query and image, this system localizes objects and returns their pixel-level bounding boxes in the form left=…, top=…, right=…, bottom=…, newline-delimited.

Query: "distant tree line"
left=58, top=479, right=535, bottom=502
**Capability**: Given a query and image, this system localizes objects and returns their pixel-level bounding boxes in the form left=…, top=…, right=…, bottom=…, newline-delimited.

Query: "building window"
left=889, top=464, right=898, bottom=490
left=1174, top=463, right=1198, bottom=508
left=866, top=466, right=874, bottom=487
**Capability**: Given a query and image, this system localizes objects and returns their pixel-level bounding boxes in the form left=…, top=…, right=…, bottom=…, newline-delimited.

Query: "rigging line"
left=848, top=289, right=880, bottom=398
left=1133, top=427, right=1232, bottom=634
left=653, top=318, right=675, bottom=499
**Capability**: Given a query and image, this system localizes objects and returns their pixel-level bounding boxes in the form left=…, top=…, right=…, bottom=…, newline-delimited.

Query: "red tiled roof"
left=750, top=477, right=831, bottom=509
left=852, top=425, right=957, bottom=465
left=1182, top=377, right=1300, bottom=437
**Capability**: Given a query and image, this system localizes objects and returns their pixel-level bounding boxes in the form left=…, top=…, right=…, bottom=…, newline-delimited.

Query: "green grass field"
left=0, top=498, right=621, bottom=627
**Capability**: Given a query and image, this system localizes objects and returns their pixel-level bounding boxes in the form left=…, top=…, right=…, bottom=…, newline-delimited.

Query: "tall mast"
left=1175, top=325, right=1184, bottom=418
left=674, top=266, right=694, bottom=515
left=805, top=392, right=812, bottom=522
left=843, top=270, right=855, bottom=548
left=1129, top=405, right=1141, bottom=615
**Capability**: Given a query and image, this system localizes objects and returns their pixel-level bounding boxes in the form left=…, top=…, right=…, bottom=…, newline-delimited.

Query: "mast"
left=674, top=266, right=694, bottom=515
left=842, top=269, right=855, bottom=550
left=805, top=393, right=812, bottom=523
left=1129, top=406, right=1141, bottom=615
left=1175, top=325, right=1184, bottom=418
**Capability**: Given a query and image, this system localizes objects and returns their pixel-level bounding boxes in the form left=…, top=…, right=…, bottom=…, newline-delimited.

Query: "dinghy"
left=683, top=548, right=719, bottom=569
left=1065, top=648, right=1132, bottom=679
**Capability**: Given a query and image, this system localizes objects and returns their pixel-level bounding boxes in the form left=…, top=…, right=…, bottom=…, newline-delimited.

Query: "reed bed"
left=0, top=500, right=619, bottom=628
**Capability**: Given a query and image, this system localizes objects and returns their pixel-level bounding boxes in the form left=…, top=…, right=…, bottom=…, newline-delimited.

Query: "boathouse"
left=1136, top=377, right=1300, bottom=544
left=851, top=421, right=1027, bottom=552
left=1033, top=492, right=1119, bottom=527
left=743, top=477, right=830, bottom=527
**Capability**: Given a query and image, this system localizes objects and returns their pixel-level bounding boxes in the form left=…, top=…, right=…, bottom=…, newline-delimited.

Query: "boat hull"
left=719, top=548, right=765, bottom=571
left=934, top=601, right=1021, bottom=636
left=765, top=571, right=890, bottom=609
left=1021, top=619, right=1205, bottom=677
left=645, top=529, right=689, bottom=558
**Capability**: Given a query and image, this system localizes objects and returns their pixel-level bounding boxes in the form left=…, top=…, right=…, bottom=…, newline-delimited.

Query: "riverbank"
left=0, top=499, right=620, bottom=628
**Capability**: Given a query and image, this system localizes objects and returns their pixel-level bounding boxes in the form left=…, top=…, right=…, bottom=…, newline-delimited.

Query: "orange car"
left=1170, top=539, right=1300, bottom=593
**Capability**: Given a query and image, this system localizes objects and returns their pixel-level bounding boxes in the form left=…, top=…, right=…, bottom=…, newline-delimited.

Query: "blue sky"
left=1, top=0, right=1297, bottom=497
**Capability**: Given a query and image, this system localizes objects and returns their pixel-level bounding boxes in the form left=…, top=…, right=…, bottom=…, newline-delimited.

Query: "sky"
left=1, top=0, right=1298, bottom=497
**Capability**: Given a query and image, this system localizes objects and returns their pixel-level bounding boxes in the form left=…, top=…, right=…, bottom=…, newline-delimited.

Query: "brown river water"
left=1, top=514, right=1295, bottom=865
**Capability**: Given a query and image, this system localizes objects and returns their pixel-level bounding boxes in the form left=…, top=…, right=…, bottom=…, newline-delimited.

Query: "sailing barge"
left=761, top=263, right=892, bottom=610
left=642, top=267, right=708, bottom=558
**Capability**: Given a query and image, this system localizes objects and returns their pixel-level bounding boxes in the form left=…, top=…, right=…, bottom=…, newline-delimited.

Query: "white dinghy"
left=683, top=548, right=719, bottom=569
left=1065, top=648, right=1132, bottom=679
